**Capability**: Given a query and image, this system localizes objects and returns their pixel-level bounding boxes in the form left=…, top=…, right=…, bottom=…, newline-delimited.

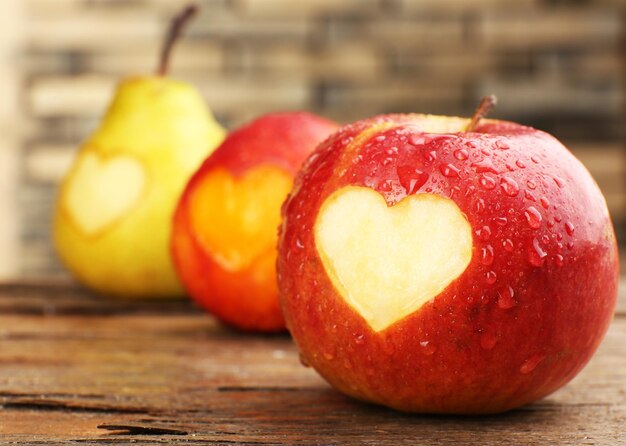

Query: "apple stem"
left=156, top=4, right=198, bottom=76
left=465, top=95, right=498, bottom=132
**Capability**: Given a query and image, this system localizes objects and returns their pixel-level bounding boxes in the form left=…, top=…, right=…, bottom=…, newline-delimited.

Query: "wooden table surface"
left=0, top=280, right=624, bottom=445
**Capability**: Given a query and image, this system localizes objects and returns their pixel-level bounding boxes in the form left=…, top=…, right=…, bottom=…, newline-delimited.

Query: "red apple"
left=172, top=112, right=338, bottom=331
left=277, top=109, right=619, bottom=413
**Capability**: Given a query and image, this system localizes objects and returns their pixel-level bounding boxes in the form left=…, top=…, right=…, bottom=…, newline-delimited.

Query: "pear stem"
left=157, top=4, right=198, bottom=76
left=465, top=94, right=498, bottom=132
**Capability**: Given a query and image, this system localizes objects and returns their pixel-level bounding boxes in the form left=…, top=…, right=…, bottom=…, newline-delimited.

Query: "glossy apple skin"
left=278, top=114, right=619, bottom=413
left=172, top=112, right=338, bottom=331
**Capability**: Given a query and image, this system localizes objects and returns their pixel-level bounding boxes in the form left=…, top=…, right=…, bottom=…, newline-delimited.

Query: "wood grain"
left=0, top=280, right=624, bottom=444
left=0, top=0, right=23, bottom=280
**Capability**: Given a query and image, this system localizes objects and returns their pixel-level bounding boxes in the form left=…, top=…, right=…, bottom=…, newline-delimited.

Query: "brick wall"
left=12, top=0, right=626, bottom=277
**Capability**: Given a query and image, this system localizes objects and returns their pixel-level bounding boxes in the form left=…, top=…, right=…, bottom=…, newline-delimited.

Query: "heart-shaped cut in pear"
left=189, top=165, right=292, bottom=271
left=63, top=151, right=146, bottom=236
left=315, top=186, right=473, bottom=332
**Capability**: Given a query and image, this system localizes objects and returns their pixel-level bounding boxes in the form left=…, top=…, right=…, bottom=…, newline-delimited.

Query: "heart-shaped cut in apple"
left=315, top=186, right=473, bottom=332
left=63, top=151, right=146, bottom=236
left=189, top=165, right=292, bottom=271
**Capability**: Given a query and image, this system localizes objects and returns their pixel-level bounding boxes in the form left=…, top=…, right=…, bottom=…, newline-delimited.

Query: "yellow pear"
left=53, top=6, right=225, bottom=297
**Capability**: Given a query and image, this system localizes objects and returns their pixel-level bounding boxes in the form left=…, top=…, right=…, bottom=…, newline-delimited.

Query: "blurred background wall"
left=0, top=0, right=623, bottom=279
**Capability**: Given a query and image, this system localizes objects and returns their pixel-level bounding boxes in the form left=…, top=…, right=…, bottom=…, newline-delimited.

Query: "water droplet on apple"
left=378, top=179, right=393, bottom=191
left=567, top=241, right=574, bottom=249
left=341, top=136, right=354, bottom=146
left=554, top=215, right=562, bottom=223
left=502, top=238, right=514, bottom=252
left=539, top=197, right=550, bottom=209
left=475, top=225, right=492, bottom=241
left=500, top=176, right=520, bottom=197
left=527, top=238, right=547, bottom=267
left=515, top=160, right=526, bottom=168
left=479, top=174, right=497, bottom=190
left=396, top=165, right=429, bottom=195
left=471, top=158, right=498, bottom=174
left=555, top=254, right=564, bottom=267
left=419, top=341, right=437, bottom=356
left=519, top=354, right=546, bottom=374
left=485, top=271, right=497, bottom=285
left=475, top=198, right=486, bottom=213
left=409, top=134, right=425, bottom=146
left=424, top=150, right=437, bottom=163
left=553, top=176, right=565, bottom=188
left=495, top=140, right=510, bottom=150
left=481, top=245, right=494, bottom=266
left=480, top=332, right=498, bottom=350
left=493, top=216, right=508, bottom=226
left=374, top=135, right=386, bottom=142
left=465, top=141, right=477, bottom=149
left=524, top=190, right=536, bottom=202
left=497, top=286, right=516, bottom=309
left=354, top=334, right=365, bottom=345
left=531, top=156, right=540, bottom=164
left=295, top=238, right=304, bottom=249
left=449, top=186, right=461, bottom=199
left=351, top=154, right=364, bottom=165
left=564, top=221, right=575, bottom=236
left=454, top=148, right=469, bottom=160
left=323, top=351, right=335, bottom=360
left=439, top=163, right=460, bottom=178
left=524, top=206, right=542, bottom=229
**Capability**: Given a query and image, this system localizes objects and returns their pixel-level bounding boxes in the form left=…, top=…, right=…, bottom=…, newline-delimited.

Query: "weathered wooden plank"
left=25, top=0, right=180, bottom=15
left=239, top=42, right=388, bottom=83
left=0, top=281, right=624, bottom=443
left=480, top=10, right=622, bottom=49
left=27, top=75, right=312, bottom=118
left=82, top=41, right=224, bottom=76
left=0, top=0, right=23, bottom=280
left=477, top=78, right=624, bottom=116
left=330, top=19, right=466, bottom=51
left=237, top=0, right=382, bottom=18
left=395, top=0, right=541, bottom=15
left=26, top=12, right=163, bottom=52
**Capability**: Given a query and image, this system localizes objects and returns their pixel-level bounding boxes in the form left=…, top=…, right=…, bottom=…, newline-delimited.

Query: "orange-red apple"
left=277, top=112, right=619, bottom=413
left=172, top=112, right=338, bottom=331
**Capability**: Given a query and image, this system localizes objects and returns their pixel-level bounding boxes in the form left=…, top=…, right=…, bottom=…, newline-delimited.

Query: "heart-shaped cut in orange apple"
left=63, top=151, right=147, bottom=236
left=188, top=165, right=292, bottom=271
left=315, top=186, right=473, bottom=332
